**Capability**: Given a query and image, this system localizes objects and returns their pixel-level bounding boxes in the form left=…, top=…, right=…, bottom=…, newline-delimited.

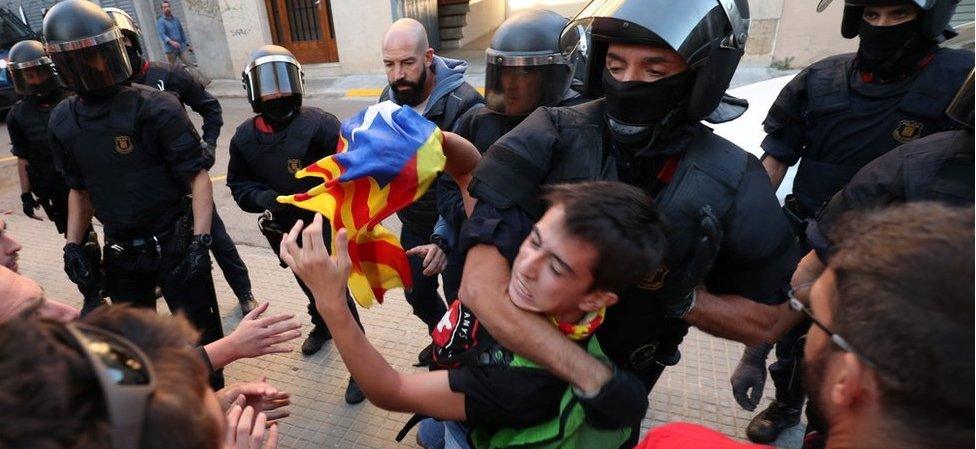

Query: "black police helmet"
left=42, top=0, right=132, bottom=92
left=104, top=7, right=145, bottom=75
left=485, top=10, right=573, bottom=115
left=242, top=45, right=305, bottom=117
left=832, top=0, right=960, bottom=40
left=8, top=40, right=62, bottom=96
left=561, top=0, right=749, bottom=120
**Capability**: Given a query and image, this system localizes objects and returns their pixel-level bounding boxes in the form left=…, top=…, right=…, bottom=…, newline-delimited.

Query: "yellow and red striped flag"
left=278, top=101, right=445, bottom=307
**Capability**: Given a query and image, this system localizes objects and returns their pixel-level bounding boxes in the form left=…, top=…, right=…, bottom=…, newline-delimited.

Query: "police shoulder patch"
left=114, top=135, right=134, bottom=154
left=892, top=120, right=924, bottom=143
left=638, top=265, right=670, bottom=291
left=287, top=158, right=302, bottom=174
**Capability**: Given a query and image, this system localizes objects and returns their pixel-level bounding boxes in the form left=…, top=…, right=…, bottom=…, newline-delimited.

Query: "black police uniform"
left=763, top=47, right=973, bottom=220
left=132, top=60, right=254, bottom=303
left=8, top=92, right=71, bottom=233
left=463, top=98, right=799, bottom=386
left=226, top=106, right=363, bottom=331
left=379, top=67, right=484, bottom=332
left=49, top=84, right=224, bottom=348
left=808, top=128, right=975, bottom=256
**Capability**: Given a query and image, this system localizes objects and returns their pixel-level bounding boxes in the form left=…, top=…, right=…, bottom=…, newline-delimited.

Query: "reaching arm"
left=281, top=216, right=466, bottom=419
left=66, top=189, right=94, bottom=244
left=190, top=169, right=214, bottom=235
left=460, top=244, right=612, bottom=393
left=181, top=68, right=223, bottom=145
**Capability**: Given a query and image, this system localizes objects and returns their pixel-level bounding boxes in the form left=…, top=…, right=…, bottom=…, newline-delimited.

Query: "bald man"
left=379, top=19, right=484, bottom=358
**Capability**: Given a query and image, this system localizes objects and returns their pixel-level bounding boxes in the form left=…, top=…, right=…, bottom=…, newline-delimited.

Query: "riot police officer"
left=44, top=0, right=224, bottom=385
left=436, top=8, right=579, bottom=295
left=456, top=0, right=798, bottom=442
left=734, top=1, right=972, bottom=442
left=227, top=45, right=366, bottom=404
left=105, top=7, right=258, bottom=316
left=6, top=39, right=106, bottom=315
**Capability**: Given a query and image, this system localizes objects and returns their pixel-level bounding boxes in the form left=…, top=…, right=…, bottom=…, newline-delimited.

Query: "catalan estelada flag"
left=278, top=101, right=446, bottom=307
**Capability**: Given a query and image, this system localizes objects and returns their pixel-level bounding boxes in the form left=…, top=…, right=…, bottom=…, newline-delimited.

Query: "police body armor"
left=10, top=95, right=67, bottom=197
left=792, top=48, right=972, bottom=215
left=49, top=85, right=187, bottom=238
left=471, top=99, right=754, bottom=371
left=230, top=106, right=334, bottom=227
left=903, top=130, right=975, bottom=205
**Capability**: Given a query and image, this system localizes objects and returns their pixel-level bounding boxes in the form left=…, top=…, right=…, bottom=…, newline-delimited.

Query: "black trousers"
left=260, top=222, right=363, bottom=333
left=103, top=223, right=224, bottom=387
left=210, top=208, right=253, bottom=300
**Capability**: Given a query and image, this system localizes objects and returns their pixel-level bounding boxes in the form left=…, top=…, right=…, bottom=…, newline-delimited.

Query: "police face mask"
left=857, top=19, right=933, bottom=79
left=602, top=68, right=690, bottom=146
left=602, top=68, right=690, bottom=126
left=261, top=95, right=300, bottom=124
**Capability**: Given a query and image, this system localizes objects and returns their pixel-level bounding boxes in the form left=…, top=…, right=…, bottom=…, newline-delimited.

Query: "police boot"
left=80, top=296, right=109, bottom=317
left=301, top=325, right=332, bottom=355
left=345, top=377, right=365, bottom=404
left=745, top=399, right=803, bottom=443
left=238, top=292, right=259, bottom=317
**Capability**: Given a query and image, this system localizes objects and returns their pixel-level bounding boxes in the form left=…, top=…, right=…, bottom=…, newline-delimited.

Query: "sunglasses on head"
left=64, top=323, right=156, bottom=449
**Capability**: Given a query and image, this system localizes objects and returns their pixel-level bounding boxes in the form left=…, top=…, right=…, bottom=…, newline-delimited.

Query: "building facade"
left=3, top=0, right=972, bottom=80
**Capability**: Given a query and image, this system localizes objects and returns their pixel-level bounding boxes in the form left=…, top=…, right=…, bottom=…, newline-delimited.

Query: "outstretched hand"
left=405, top=244, right=447, bottom=276
left=279, top=214, right=351, bottom=310
left=218, top=377, right=292, bottom=422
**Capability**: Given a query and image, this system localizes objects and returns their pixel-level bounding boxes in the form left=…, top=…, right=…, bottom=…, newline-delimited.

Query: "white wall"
left=220, top=0, right=275, bottom=78
left=458, top=0, right=506, bottom=48
left=332, top=0, right=395, bottom=74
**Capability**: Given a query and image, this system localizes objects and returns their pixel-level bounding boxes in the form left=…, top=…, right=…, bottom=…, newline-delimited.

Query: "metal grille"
left=286, top=0, right=321, bottom=42
left=951, top=0, right=974, bottom=28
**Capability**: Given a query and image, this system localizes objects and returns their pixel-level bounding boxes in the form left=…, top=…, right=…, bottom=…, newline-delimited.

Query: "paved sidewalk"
left=6, top=209, right=805, bottom=448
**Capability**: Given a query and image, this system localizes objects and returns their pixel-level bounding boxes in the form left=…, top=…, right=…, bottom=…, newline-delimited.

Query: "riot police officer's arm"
left=226, top=137, right=283, bottom=213
left=462, top=244, right=614, bottom=392
left=760, top=154, right=789, bottom=189
left=190, top=170, right=214, bottom=234
left=8, top=112, right=30, bottom=194
left=66, top=189, right=94, bottom=244
left=760, top=70, right=811, bottom=189
left=177, top=65, right=223, bottom=146
left=684, top=160, right=802, bottom=346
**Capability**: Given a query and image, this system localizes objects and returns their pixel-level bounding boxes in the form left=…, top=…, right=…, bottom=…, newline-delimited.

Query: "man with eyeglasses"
left=630, top=202, right=974, bottom=449
left=797, top=202, right=973, bottom=449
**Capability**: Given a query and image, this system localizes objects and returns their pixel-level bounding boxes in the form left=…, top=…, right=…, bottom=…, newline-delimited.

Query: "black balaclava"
left=857, top=18, right=934, bottom=80
left=261, top=95, right=301, bottom=125
left=391, top=67, right=428, bottom=107
left=79, top=85, right=122, bottom=104
left=602, top=67, right=692, bottom=152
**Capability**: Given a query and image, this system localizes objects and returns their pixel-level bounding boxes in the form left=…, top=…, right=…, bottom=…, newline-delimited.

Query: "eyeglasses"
left=64, top=323, right=156, bottom=449
left=788, top=284, right=899, bottom=380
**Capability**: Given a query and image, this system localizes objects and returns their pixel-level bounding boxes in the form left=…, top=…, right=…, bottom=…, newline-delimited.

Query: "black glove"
left=64, top=243, right=98, bottom=290
left=258, top=190, right=285, bottom=213
left=658, top=205, right=724, bottom=318
left=731, top=342, right=774, bottom=411
left=170, top=234, right=213, bottom=285
left=201, top=141, right=217, bottom=169
left=576, top=366, right=649, bottom=429
left=21, top=192, right=40, bottom=219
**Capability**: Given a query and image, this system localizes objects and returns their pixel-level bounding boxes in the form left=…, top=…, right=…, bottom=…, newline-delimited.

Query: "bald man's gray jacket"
left=380, top=55, right=485, bottom=238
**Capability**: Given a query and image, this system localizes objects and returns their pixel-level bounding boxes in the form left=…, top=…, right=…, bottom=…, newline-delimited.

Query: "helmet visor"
left=9, top=59, right=60, bottom=96
left=485, top=62, right=572, bottom=115
left=246, top=60, right=304, bottom=103
left=48, top=38, right=132, bottom=92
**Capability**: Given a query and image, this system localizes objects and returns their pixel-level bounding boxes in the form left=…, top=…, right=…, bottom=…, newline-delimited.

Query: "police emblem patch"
left=114, top=136, right=133, bottom=154
left=638, top=265, right=670, bottom=291
left=892, top=120, right=923, bottom=143
left=287, top=159, right=302, bottom=174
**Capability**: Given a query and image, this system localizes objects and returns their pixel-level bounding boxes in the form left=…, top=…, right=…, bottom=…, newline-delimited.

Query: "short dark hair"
left=542, top=181, right=666, bottom=292
left=0, top=307, right=221, bottom=449
left=829, top=203, right=974, bottom=447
